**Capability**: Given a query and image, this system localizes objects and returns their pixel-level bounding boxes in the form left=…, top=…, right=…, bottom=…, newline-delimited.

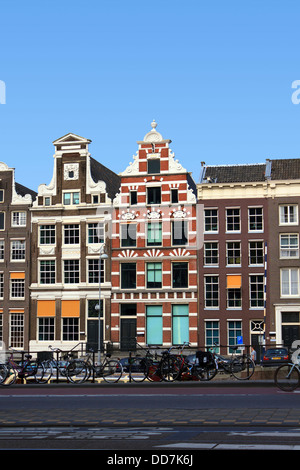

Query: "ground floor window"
left=146, top=305, right=162, bottom=345
left=227, top=320, right=242, bottom=353
left=172, top=304, right=189, bottom=345
left=38, top=317, right=55, bottom=341
left=205, top=320, right=219, bottom=350
left=0, top=314, right=3, bottom=346
left=10, top=313, right=24, bottom=348
left=62, top=318, right=79, bottom=341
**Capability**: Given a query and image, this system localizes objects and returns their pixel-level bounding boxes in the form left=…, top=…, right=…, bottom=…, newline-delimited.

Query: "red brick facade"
left=111, top=122, right=198, bottom=350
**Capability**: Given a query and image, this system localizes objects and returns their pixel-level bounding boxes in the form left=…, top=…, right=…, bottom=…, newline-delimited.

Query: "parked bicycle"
left=209, top=343, right=255, bottom=380
left=124, top=343, right=183, bottom=383
left=1, top=349, right=45, bottom=386
left=173, top=343, right=218, bottom=381
left=48, top=346, right=89, bottom=384
left=82, top=350, right=123, bottom=383
left=126, top=342, right=158, bottom=383
left=274, top=361, right=300, bottom=392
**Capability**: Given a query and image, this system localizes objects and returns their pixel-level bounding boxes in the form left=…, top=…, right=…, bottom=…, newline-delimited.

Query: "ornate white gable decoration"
left=0, top=162, right=35, bottom=205
left=121, top=152, right=139, bottom=176
left=144, top=249, right=164, bottom=258
left=118, top=210, right=138, bottom=220
left=144, top=208, right=163, bottom=219
left=169, top=248, right=191, bottom=257
left=143, top=120, right=163, bottom=143
left=170, top=206, right=190, bottom=218
left=118, top=249, right=138, bottom=258
left=64, top=163, right=79, bottom=180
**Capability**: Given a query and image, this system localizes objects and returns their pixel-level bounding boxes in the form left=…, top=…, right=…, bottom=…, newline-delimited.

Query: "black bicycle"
left=1, top=349, right=46, bottom=386
left=210, top=344, right=255, bottom=380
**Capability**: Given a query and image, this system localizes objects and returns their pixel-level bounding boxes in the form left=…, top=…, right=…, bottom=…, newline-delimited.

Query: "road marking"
left=0, top=426, right=175, bottom=440
left=217, top=444, right=300, bottom=450
left=156, top=443, right=217, bottom=449
left=230, top=431, right=300, bottom=437
left=157, top=443, right=300, bottom=450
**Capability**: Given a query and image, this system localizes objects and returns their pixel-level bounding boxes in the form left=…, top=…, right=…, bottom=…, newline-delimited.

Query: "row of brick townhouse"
left=1, top=121, right=300, bottom=355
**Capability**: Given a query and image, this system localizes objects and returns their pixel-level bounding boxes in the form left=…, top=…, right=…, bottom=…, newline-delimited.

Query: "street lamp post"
left=95, top=247, right=108, bottom=365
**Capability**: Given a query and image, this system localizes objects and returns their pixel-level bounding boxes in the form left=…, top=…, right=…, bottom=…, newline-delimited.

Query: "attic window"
left=147, top=159, right=160, bottom=174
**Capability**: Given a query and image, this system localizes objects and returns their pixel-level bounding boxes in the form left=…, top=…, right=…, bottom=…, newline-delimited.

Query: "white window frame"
left=248, top=240, right=264, bottom=266
left=0, top=272, right=3, bottom=299
left=279, top=205, right=298, bottom=226
left=10, top=278, right=25, bottom=299
left=226, top=241, right=241, bottom=266
left=87, top=222, right=104, bottom=244
left=11, top=211, right=26, bottom=227
left=63, top=224, right=80, bottom=246
left=226, top=208, right=241, bottom=233
left=10, top=240, right=26, bottom=262
left=204, top=275, right=219, bottom=309
left=39, top=225, right=56, bottom=246
left=39, top=259, right=56, bottom=284
left=87, top=258, right=105, bottom=284
left=63, top=259, right=80, bottom=284
left=249, top=274, right=264, bottom=309
left=38, top=317, right=55, bottom=342
left=62, top=317, right=79, bottom=341
left=248, top=206, right=264, bottom=232
left=279, top=233, right=299, bottom=259
left=62, top=191, right=80, bottom=206
left=204, top=242, right=219, bottom=266
left=9, top=313, right=24, bottom=349
left=280, top=268, right=300, bottom=297
left=204, top=208, right=218, bottom=233
left=0, top=240, right=4, bottom=261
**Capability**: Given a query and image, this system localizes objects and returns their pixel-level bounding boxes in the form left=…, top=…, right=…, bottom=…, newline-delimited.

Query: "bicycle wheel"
left=146, top=361, right=162, bottom=382
left=102, top=359, right=123, bottom=383
left=231, top=356, right=255, bottom=380
left=160, top=356, right=181, bottom=382
left=194, top=362, right=218, bottom=381
left=36, top=361, right=52, bottom=384
left=32, top=362, right=46, bottom=383
left=66, top=360, right=88, bottom=384
left=0, top=364, right=8, bottom=385
left=129, top=357, right=149, bottom=383
left=274, top=363, right=300, bottom=392
left=1, top=366, right=17, bottom=386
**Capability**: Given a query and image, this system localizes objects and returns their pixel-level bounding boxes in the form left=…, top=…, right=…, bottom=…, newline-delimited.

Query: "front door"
left=87, top=319, right=103, bottom=353
left=251, top=334, right=261, bottom=363
left=282, top=325, right=300, bottom=349
left=120, top=318, right=136, bottom=351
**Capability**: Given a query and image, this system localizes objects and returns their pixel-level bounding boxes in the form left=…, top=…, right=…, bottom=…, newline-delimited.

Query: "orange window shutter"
left=61, top=300, right=80, bottom=317
left=37, top=300, right=56, bottom=317
left=10, top=272, right=25, bottom=279
left=227, top=275, right=242, bottom=289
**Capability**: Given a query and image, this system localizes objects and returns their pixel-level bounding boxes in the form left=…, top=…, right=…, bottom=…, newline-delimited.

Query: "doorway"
left=282, top=325, right=300, bottom=349
left=120, top=318, right=137, bottom=351
left=87, top=319, right=103, bottom=353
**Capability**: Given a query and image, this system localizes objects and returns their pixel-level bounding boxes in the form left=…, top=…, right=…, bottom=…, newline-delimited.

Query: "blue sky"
left=1, top=0, right=300, bottom=191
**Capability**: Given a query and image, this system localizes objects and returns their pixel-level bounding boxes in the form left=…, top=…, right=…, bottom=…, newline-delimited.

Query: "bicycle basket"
left=196, top=351, right=214, bottom=367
